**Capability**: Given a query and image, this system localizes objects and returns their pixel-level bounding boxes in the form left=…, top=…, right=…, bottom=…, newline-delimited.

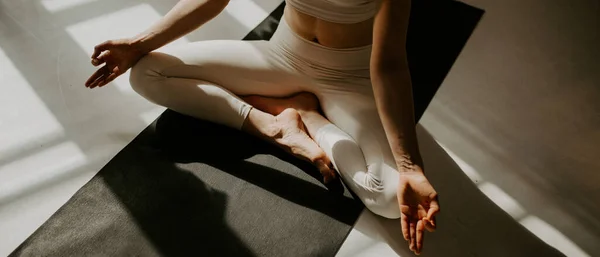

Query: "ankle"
left=295, top=109, right=330, bottom=138
left=295, top=108, right=309, bottom=117
left=296, top=109, right=320, bottom=124
left=296, top=107, right=321, bottom=118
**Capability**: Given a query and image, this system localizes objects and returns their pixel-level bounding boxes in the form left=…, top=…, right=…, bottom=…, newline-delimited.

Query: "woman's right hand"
left=397, top=169, right=439, bottom=255
left=85, top=39, right=146, bottom=88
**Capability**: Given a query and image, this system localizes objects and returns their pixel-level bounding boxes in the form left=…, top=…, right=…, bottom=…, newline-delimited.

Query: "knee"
left=354, top=163, right=401, bottom=219
left=324, top=131, right=401, bottom=219
left=362, top=183, right=401, bottom=219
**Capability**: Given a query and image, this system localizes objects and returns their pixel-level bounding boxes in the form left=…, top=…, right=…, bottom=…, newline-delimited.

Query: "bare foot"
left=243, top=92, right=331, bottom=141
left=242, top=93, right=337, bottom=182
left=272, top=108, right=336, bottom=183
left=242, top=104, right=336, bottom=183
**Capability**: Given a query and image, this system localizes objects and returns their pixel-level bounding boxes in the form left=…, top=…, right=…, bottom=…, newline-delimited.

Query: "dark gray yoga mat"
left=11, top=113, right=361, bottom=257
left=11, top=1, right=483, bottom=256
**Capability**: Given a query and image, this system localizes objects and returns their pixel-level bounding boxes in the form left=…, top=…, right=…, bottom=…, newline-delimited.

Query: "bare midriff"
left=284, top=5, right=374, bottom=49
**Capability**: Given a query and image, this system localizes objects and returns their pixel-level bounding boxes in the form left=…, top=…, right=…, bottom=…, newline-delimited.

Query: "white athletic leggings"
left=129, top=16, right=401, bottom=219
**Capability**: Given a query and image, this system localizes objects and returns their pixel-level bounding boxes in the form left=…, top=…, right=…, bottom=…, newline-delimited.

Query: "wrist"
left=128, top=34, right=152, bottom=56
left=395, top=154, right=424, bottom=173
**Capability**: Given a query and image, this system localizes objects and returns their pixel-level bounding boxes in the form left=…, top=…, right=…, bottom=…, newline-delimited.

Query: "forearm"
left=131, top=0, right=229, bottom=53
left=370, top=63, right=424, bottom=172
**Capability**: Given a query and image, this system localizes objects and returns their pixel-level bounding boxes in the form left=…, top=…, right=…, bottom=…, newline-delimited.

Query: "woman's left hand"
left=397, top=169, right=440, bottom=255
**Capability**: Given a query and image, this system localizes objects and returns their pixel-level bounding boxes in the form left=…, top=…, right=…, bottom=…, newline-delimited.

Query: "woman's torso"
left=284, top=4, right=375, bottom=49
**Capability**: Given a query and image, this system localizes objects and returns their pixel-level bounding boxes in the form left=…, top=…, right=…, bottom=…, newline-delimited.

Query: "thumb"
left=91, top=40, right=113, bottom=59
left=426, top=197, right=440, bottom=223
left=91, top=51, right=110, bottom=66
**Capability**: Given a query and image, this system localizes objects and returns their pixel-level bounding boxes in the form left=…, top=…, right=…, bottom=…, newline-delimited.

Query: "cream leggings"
left=129, top=16, right=401, bottom=219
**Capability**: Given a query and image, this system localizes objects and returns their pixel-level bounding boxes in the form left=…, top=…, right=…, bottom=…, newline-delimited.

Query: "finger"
left=91, top=58, right=101, bottom=66
left=98, top=71, right=119, bottom=87
left=88, top=71, right=108, bottom=88
left=416, top=219, right=425, bottom=254
left=91, top=40, right=111, bottom=59
left=417, top=204, right=428, bottom=220
left=89, top=66, right=115, bottom=88
left=91, top=52, right=108, bottom=66
left=424, top=219, right=436, bottom=232
left=85, top=65, right=109, bottom=87
left=427, top=199, right=440, bottom=225
left=400, top=213, right=410, bottom=241
left=88, top=73, right=106, bottom=89
left=409, top=221, right=416, bottom=252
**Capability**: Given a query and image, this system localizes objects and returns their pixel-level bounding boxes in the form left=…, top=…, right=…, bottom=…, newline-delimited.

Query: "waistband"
left=270, top=15, right=372, bottom=70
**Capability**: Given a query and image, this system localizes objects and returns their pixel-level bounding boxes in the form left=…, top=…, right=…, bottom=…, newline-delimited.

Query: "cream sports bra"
left=285, top=0, right=381, bottom=24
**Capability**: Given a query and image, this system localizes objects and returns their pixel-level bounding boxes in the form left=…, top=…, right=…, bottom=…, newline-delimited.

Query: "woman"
left=85, top=0, right=440, bottom=254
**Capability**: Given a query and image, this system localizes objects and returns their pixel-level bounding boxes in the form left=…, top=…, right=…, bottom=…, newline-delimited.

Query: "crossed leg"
left=129, top=40, right=336, bottom=181
left=130, top=40, right=400, bottom=218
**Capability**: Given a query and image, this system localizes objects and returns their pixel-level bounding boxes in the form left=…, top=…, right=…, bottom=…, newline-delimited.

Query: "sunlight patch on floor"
left=0, top=141, right=86, bottom=205
left=41, top=0, right=98, bottom=12
left=477, top=182, right=527, bottom=219
left=520, top=215, right=590, bottom=257
left=64, top=3, right=190, bottom=93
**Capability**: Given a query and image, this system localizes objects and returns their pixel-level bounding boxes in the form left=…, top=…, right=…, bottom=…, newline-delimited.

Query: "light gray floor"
left=421, top=0, right=599, bottom=256
left=0, top=0, right=597, bottom=256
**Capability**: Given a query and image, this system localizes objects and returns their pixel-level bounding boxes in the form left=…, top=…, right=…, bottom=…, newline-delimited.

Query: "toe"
left=315, top=156, right=336, bottom=184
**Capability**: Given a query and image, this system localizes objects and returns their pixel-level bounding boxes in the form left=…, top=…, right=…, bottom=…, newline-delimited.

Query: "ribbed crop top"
left=285, top=0, right=381, bottom=24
